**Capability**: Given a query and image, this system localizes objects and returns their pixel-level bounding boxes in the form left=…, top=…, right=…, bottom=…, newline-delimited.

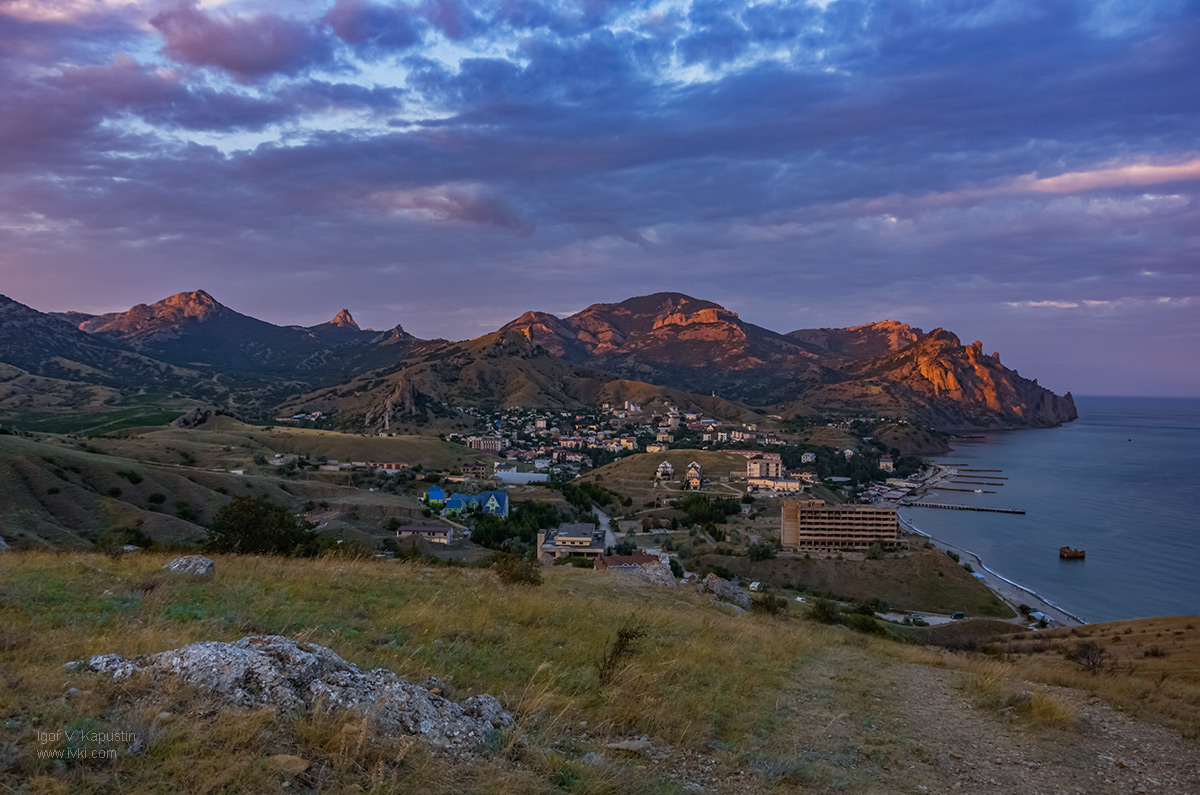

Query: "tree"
left=747, top=542, right=777, bottom=561
left=614, top=539, right=638, bottom=556
left=205, top=495, right=324, bottom=556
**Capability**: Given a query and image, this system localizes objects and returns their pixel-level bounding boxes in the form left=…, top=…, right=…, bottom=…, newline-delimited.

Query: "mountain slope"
left=788, top=320, right=925, bottom=359
left=0, top=294, right=195, bottom=390
left=800, top=328, right=1077, bottom=428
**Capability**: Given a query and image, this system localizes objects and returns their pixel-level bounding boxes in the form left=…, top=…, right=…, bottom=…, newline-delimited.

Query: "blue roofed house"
left=421, top=485, right=446, bottom=507
left=443, top=490, right=509, bottom=518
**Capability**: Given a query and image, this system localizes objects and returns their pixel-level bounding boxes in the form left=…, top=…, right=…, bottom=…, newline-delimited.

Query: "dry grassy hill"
left=581, top=450, right=754, bottom=505
left=0, top=434, right=432, bottom=550
left=82, top=415, right=482, bottom=473
left=0, top=552, right=1196, bottom=793
left=700, top=548, right=1014, bottom=617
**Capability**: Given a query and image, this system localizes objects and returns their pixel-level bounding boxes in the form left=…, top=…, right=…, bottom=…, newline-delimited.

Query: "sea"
left=898, top=396, right=1200, bottom=624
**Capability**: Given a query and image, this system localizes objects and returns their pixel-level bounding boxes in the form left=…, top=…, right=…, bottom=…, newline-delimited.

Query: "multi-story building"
left=747, top=453, right=782, bottom=479
left=467, top=436, right=505, bottom=453
left=780, top=499, right=900, bottom=554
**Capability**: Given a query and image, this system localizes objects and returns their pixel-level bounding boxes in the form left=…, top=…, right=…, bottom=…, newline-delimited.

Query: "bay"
left=899, top=396, right=1200, bottom=623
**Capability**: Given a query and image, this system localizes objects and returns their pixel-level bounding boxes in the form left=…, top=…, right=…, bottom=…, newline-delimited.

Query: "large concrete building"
left=781, top=499, right=901, bottom=553
left=746, top=453, right=783, bottom=479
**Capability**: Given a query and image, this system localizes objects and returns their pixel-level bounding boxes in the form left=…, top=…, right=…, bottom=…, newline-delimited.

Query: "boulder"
left=163, top=555, right=215, bottom=580
left=74, top=636, right=514, bottom=753
left=170, top=408, right=211, bottom=429
left=697, top=573, right=751, bottom=609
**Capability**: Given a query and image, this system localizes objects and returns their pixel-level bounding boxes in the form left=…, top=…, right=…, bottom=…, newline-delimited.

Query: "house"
left=686, top=461, right=703, bottom=490
left=656, top=460, right=675, bottom=479
left=444, top=490, right=510, bottom=518
left=879, top=454, right=894, bottom=473
left=646, top=443, right=667, bottom=453
left=842, top=448, right=856, bottom=460
left=747, top=453, right=783, bottom=479
left=801, top=452, right=817, bottom=464
left=537, top=523, right=607, bottom=561
left=461, top=461, right=489, bottom=479
left=656, top=430, right=674, bottom=443
left=421, top=485, right=446, bottom=506
left=394, top=525, right=455, bottom=544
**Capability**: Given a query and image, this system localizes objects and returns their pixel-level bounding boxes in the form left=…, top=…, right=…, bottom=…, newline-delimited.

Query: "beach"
left=899, top=465, right=1086, bottom=627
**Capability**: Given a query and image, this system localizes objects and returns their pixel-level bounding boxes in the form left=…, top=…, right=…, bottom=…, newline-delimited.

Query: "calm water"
left=900, top=396, right=1200, bottom=623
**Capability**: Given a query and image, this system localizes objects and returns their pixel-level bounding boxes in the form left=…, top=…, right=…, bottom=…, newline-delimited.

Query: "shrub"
left=669, top=558, right=684, bottom=578
left=117, top=469, right=143, bottom=484
left=613, top=539, right=637, bottom=556
left=844, top=613, right=887, bottom=636
left=1065, top=640, right=1113, bottom=675
left=807, top=598, right=841, bottom=625
left=747, top=542, right=777, bottom=562
left=147, top=493, right=167, bottom=505
left=107, top=487, right=122, bottom=498
left=752, top=593, right=788, bottom=616
left=492, top=553, right=542, bottom=586
left=596, top=616, right=648, bottom=687
left=204, top=495, right=324, bottom=556
left=945, top=549, right=960, bottom=563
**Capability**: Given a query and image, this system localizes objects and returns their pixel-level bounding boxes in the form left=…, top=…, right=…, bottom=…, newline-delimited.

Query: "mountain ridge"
left=4, top=290, right=1077, bottom=431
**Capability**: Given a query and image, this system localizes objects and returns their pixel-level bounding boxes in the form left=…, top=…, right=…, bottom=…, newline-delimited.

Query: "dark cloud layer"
left=0, top=0, right=1198, bottom=395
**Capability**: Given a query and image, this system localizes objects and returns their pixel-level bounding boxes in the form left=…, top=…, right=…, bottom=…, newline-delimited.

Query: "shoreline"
left=898, top=510, right=1086, bottom=627
left=899, top=464, right=1086, bottom=627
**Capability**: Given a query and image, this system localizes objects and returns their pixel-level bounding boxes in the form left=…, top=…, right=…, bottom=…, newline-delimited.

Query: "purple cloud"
left=149, top=1, right=333, bottom=82
left=324, top=0, right=423, bottom=52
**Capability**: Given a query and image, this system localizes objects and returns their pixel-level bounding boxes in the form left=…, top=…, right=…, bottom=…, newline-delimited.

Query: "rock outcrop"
left=76, top=636, right=513, bottom=753
left=162, top=555, right=215, bottom=580
left=697, top=574, right=751, bottom=609
left=169, top=408, right=211, bottom=429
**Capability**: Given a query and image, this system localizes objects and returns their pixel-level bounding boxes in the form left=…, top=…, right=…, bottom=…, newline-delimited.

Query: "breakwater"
left=902, top=501, right=1025, bottom=514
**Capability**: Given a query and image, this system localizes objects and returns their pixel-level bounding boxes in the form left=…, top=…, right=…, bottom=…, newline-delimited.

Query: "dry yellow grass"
left=0, top=550, right=811, bottom=793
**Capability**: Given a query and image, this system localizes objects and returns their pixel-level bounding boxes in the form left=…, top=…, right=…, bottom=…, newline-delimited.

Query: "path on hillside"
left=626, top=643, right=1200, bottom=793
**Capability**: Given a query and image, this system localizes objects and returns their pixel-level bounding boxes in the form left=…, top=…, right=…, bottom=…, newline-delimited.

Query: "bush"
left=204, top=495, right=324, bottom=556
left=492, top=553, right=543, bottom=586
left=613, top=539, right=637, bottom=556
left=752, top=593, right=788, bottom=616
left=807, top=598, right=842, bottom=625
left=669, top=558, right=684, bottom=578
left=747, top=542, right=777, bottom=562
left=1065, top=640, right=1113, bottom=675
left=117, top=470, right=143, bottom=484
left=844, top=613, right=887, bottom=636
left=596, top=617, right=648, bottom=687
left=147, top=493, right=167, bottom=505
left=945, top=549, right=960, bottom=563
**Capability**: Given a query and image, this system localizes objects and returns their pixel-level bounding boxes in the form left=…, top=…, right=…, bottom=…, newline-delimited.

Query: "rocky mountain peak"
left=157, top=290, right=222, bottom=319
left=328, top=309, right=359, bottom=330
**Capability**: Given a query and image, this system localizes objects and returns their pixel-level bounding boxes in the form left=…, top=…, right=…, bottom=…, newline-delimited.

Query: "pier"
left=939, top=487, right=996, bottom=493
left=959, top=469, right=1003, bottom=473
left=952, top=480, right=1005, bottom=486
left=902, top=501, right=1025, bottom=514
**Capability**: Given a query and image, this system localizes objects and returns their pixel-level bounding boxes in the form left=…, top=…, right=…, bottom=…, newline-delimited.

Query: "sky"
left=0, top=0, right=1198, bottom=396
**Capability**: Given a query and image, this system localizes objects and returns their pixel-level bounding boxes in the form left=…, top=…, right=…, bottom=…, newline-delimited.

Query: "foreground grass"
left=0, top=551, right=812, bottom=793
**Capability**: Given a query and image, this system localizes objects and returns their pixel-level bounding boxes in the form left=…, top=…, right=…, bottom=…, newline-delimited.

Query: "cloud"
left=365, top=185, right=533, bottom=234
left=1011, top=158, right=1200, bottom=194
left=324, top=0, right=424, bottom=52
left=149, top=1, right=334, bottom=82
